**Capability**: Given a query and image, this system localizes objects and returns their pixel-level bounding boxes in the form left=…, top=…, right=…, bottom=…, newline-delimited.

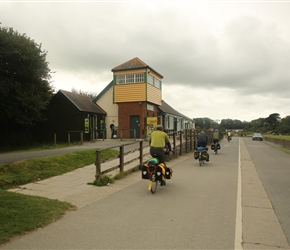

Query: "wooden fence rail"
left=94, top=129, right=200, bottom=181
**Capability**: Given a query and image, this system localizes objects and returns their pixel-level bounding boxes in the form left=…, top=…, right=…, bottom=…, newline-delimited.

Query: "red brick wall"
left=118, top=102, right=158, bottom=138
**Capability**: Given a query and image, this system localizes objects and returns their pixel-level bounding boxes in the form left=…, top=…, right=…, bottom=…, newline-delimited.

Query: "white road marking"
left=235, top=138, right=243, bottom=249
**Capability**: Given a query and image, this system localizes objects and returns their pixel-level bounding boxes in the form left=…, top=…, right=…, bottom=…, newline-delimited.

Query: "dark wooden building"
left=41, top=90, right=106, bottom=143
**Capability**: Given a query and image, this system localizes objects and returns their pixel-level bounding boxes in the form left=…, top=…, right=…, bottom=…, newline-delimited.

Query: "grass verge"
left=0, top=190, right=75, bottom=245
left=0, top=148, right=119, bottom=245
left=0, top=149, right=119, bottom=190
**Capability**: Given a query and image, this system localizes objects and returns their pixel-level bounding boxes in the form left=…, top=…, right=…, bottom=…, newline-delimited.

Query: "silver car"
left=252, top=133, right=263, bottom=141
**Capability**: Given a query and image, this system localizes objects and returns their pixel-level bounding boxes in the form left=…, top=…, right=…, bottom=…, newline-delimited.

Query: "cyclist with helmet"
left=149, top=125, right=172, bottom=185
left=197, top=130, right=209, bottom=162
left=149, top=124, right=172, bottom=165
left=213, top=129, right=220, bottom=144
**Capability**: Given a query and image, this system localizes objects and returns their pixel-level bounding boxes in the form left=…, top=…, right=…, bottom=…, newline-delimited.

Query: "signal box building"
left=94, top=57, right=193, bottom=139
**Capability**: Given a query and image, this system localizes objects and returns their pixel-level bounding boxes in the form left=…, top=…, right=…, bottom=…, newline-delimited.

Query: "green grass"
left=0, top=149, right=119, bottom=190
left=263, top=134, right=290, bottom=140
left=0, top=148, right=119, bottom=245
left=0, top=190, right=75, bottom=245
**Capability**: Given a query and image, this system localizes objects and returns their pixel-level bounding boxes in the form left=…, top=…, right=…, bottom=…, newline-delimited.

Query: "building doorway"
left=130, top=115, right=140, bottom=138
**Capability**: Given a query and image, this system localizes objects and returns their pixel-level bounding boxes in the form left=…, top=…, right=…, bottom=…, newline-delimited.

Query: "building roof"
left=159, top=100, right=192, bottom=121
left=58, top=90, right=107, bottom=115
left=111, top=57, right=164, bottom=78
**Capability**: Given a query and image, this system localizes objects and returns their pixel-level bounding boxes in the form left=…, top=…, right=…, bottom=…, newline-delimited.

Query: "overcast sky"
left=1, top=1, right=290, bottom=122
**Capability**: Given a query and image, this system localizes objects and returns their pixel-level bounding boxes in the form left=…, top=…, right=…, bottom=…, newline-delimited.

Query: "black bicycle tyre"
left=150, top=176, right=158, bottom=194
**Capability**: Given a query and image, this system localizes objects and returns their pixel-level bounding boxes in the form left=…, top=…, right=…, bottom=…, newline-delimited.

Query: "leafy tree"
left=276, top=116, right=290, bottom=134
left=0, top=26, right=53, bottom=146
left=71, top=88, right=97, bottom=99
left=265, top=113, right=281, bottom=132
left=219, top=118, right=245, bottom=130
left=193, top=117, right=216, bottom=130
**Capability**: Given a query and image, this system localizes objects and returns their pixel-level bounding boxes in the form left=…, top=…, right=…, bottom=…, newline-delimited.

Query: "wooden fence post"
left=119, top=145, right=124, bottom=173
left=95, top=150, right=101, bottom=181
left=190, top=129, right=193, bottom=151
left=139, top=140, right=143, bottom=166
left=173, top=132, right=176, bottom=157
left=179, top=131, right=183, bottom=155
left=185, top=129, right=188, bottom=153
left=68, top=132, right=70, bottom=145
left=80, top=131, right=83, bottom=144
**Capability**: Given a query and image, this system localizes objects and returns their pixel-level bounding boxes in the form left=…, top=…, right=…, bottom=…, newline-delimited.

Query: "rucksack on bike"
left=148, top=157, right=159, bottom=165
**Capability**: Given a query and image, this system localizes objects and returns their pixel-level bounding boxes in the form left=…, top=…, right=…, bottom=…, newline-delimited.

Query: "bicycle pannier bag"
left=165, top=166, right=173, bottom=179
left=156, top=163, right=166, bottom=181
left=201, top=151, right=208, bottom=160
left=141, top=164, right=150, bottom=179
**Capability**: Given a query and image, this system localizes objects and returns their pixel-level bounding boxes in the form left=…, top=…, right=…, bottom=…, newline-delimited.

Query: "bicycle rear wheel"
left=199, top=152, right=203, bottom=166
left=150, top=175, right=158, bottom=194
left=199, top=159, right=202, bottom=166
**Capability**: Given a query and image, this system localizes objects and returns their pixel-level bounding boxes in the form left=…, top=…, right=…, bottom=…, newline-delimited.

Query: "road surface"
left=1, top=137, right=290, bottom=249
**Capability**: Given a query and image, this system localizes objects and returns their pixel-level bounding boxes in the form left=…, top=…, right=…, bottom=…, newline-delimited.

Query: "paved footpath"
left=4, top=139, right=152, bottom=208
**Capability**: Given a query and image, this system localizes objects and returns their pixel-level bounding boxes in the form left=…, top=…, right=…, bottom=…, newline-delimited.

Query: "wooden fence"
left=94, top=129, right=203, bottom=181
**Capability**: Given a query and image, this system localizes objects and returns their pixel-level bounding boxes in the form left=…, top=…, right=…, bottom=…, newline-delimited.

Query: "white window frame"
left=116, top=73, right=144, bottom=84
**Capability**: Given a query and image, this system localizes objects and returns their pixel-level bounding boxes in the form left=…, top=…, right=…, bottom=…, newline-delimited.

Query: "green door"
left=130, top=115, right=140, bottom=139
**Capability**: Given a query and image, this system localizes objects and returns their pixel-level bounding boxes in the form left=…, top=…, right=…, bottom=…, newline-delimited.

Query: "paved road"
left=0, top=139, right=149, bottom=164
left=1, top=138, right=290, bottom=249
left=243, top=138, right=290, bottom=247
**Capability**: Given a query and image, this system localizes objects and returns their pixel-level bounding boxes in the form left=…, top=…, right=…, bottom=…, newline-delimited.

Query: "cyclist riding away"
left=213, top=129, right=221, bottom=146
left=149, top=124, right=172, bottom=185
left=227, top=131, right=232, bottom=142
left=197, top=131, right=209, bottom=162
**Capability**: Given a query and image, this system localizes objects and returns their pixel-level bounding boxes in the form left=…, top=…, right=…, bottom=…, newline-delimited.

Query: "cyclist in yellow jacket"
left=149, top=124, right=172, bottom=164
left=149, top=125, right=172, bottom=186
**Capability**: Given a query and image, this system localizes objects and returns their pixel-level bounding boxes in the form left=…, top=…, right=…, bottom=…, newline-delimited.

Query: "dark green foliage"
left=93, top=175, right=115, bottom=186
left=0, top=26, right=53, bottom=146
left=194, top=113, right=290, bottom=134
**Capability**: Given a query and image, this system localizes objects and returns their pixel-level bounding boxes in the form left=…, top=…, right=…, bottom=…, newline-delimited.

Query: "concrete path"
left=7, top=139, right=152, bottom=208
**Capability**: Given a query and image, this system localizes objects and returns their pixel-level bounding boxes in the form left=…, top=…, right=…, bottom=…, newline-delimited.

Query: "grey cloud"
left=1, top=2, right=290, bottom=121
